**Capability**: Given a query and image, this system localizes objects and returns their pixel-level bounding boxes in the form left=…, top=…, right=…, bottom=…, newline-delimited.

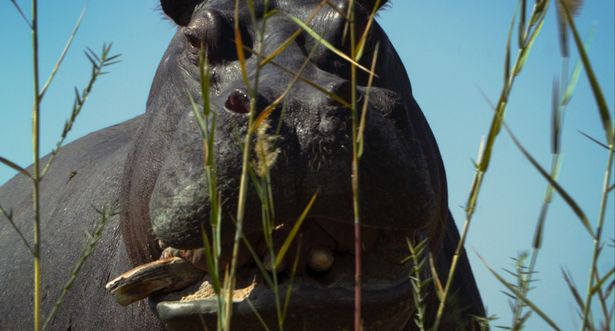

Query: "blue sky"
left=1, top=1, right=613, bottom=329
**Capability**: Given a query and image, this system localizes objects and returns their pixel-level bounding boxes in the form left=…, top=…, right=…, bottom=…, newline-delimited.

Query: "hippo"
left=0, top=0, right=484, bottom=330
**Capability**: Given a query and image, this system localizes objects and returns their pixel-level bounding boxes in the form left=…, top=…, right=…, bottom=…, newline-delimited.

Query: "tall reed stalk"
left=1, top=2, right=118, bottom=330
left=432, top=1, right=551, bottom=329
left=30, top=1, right=42, bottom=328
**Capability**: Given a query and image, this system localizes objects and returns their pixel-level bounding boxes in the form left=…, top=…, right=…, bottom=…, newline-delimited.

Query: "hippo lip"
left=154, top=272, right=413, bottom=331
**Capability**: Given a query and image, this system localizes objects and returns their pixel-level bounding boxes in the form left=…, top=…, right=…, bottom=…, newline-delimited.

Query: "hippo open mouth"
left=107, top=218, right=416, bottom=330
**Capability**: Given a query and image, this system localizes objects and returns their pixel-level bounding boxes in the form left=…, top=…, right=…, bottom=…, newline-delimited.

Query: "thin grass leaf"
left=281, top=237, right=302, bottom=323
left=274, top=192, right=318, bottom=268
left=551, top=78, right=561, bottom=154
left=504, top=10, right=516, bottom=85
left=561, top=29, right=594, bottom=106
left=245, top=299, right=272, bottom=331
left=41, top=44, right=120, bottom=178
left=354, top=0, right=381, bottom=61
left=9, top=0, right=32, bottom=28
left=42, top=206, right=114, bottom=330
left=477, top=252, right=561, bottom=330
left=593, top=267, right=612, bottom=326
left=578, top=130, right=611, bottom=151
left=199, top=223, right=221, bottom=293
left=406, top=238, right=430, bottom=331
left=560, top=0, right=613, bottom=143
left=0, top=204, right=33, bottom=254
left=357, top=42, right=379, bottom=158
left=591, top=267, right=615, bottom=296
left=234, top=0, right=249, bottom=88
left=515, top=10, right=547, bottom=76
left=478, top=1, right=549, bottom=174
left=285, top=13, right=374, bottom=76
left=252, top=43, right=318, bottom=132
left=189, top=94, right=208, bottom=138
left=0, top=156, right=31, bottom=178
left=259, top=0, right=328, bottom=68
left=39, top=7, right=86, bottom=100
left=240, top=234, right=275, bottom=289
left=504, top=123, right=595, bottom=238
left=529, top=0, right=549, bottom=26
left=198, top=49, right=211, bottom=117
left=247, top=46, right=351, bottom=108
left=428, top=252, right=445, bottom=301
left=518, top=0, right=527, bottom=47
left=532, top=155, right=562, bottom=250
left=562, top=268, right=584, bottom=310
left=555, top=0, right=584, bottom=57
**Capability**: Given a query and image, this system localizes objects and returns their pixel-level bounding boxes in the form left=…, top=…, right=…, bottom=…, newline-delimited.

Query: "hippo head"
left=116, top=0, right=450, bottom=330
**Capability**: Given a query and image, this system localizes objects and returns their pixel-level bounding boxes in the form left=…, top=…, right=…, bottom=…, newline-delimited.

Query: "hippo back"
left=0, top=117, right=163, bottom=330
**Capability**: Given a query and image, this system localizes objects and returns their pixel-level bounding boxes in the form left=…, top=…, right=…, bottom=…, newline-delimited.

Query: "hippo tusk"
left=307, top=246, right=334, bottom=272
left=105, top=257, right=204, bottom=306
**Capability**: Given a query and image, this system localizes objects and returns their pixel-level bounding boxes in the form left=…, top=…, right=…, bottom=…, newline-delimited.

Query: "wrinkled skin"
left=0, top=1, right=483, bottom=330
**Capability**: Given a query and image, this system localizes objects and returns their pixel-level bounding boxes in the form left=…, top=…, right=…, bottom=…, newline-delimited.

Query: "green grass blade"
left=282, top=240, right=302, bottom=322
left=515, top=11, right=547, bottom=76
left=39, top=7, right=86, bottom=100
left=0, top=204, right=33, bottom=254
left=259, top=0, right=327, bottom=67
left=532, top=155, right=562, bottom=250
left=252, top=44, right=317, bottom=132
left=562, top=268, right=585, bottom=310
left=357, top=42, right=379, bottom=158
left=477, top=252, right=561, bottom=331
left=551, top=78, right=561, bottom=154
left=9, top=0, right=32, bottom=28
left=199, top=224, right=221, bottom=293
left=188, top=93, right=208, bottom=139
left=428, top=252, right=445, bottom=301
left=274, top=192, right=318, bottom=269
left=42, top=206, right=113, bottom=330
left=285, top=13, right=374, bottom=76
left=518, top=0, right=527, bottom=47
left=578, top=130, right=611, bottom=151
left=354, top=0, right=381, bottom=61
left=591, top=267, right=614, bottom=296
left=245, top=299, right=272, bottom=331
left=561, top=29, right=594, bottom=106
left=234, top=0, right=249, bottom=88
left=248, top=46, right=351, bottom=108
left=504, top=9, right=516, bottom=85
left=504, top=123, right=595, bottom=238
left=559, top=0, right=613, bottom=143
left=0, top=156, right=31, bottom=179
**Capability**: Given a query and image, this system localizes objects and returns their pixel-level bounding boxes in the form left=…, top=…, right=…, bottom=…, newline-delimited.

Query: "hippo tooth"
left=105, top=257, right=204, bottom=306
left=263, top=253, right=287, bottom=273
left=160, top=247, right=209, bottom=272
left=307, top=246, right=334, bottom=272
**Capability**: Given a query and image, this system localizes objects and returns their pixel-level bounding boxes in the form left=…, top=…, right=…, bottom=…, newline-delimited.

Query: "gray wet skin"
left=0, top=0, right=484, bottom=330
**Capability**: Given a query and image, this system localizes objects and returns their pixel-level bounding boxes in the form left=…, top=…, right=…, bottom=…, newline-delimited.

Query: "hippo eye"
left=184, top=30, right=202, bottom=50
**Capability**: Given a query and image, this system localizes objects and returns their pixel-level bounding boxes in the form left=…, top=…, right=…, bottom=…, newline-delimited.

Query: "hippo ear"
left=358, top=0, right=389, bottom=11
left=160, top=0, right=201, bottom=26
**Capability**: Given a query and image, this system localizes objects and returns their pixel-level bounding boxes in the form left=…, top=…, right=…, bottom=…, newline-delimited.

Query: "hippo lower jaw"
left=155, top=273, right=413, bottom=331
left=108, top=218, right=416, bottom=331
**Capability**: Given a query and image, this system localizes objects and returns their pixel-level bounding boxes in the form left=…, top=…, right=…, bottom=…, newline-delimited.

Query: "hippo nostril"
left=225, top=89, right=251, bottom=114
